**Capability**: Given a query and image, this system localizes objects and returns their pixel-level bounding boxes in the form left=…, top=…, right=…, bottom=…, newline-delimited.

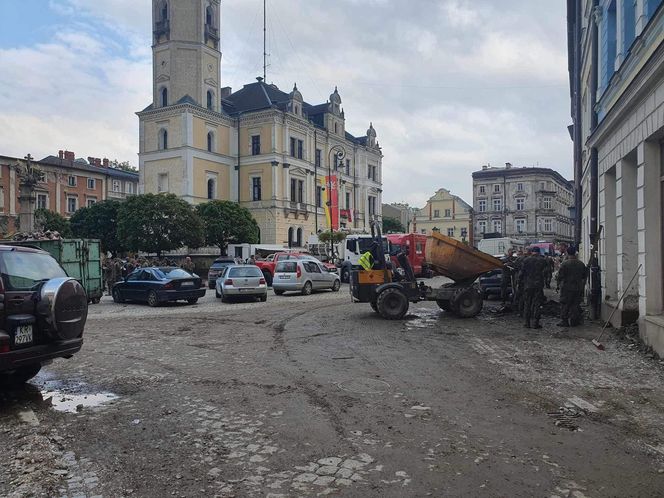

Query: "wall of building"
left=413, top=189, right=472, bottom=243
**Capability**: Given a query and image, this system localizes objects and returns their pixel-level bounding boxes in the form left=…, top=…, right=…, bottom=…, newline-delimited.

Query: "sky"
left=0, top=0, right=572, bottom=208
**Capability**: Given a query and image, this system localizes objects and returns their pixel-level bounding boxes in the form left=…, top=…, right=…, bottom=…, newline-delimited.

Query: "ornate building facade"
left=138, top=0, right=383, bottom=247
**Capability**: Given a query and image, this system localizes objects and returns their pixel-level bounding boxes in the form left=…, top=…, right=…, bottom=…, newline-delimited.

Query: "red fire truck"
left=386, top=233, right=432, bottom=278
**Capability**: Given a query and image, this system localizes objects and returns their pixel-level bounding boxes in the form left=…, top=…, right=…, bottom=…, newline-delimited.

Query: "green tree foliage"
left=195, top=200, right=259, bottom=254
left=382, top=217, right=405, bottom=233
left=109, top=160, right=138, bottom=172
left=317, top=230, right=347, bottom=244
left=117, top=194, right=204, bottom=256
left=34, top=209, right=72, bottom=237
left=70, top=200, right=125, bottom=256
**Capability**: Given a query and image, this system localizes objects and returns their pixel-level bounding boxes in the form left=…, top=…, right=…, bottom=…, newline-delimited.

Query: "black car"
left=112, top=267, right=205, bottom=306
left=0, top=245, right=88, bottom=385
left=207, top=257, right=235, bottom=289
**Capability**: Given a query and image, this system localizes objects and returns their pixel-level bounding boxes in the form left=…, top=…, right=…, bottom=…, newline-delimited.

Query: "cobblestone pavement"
left=1, top=284, right=664, bottom=497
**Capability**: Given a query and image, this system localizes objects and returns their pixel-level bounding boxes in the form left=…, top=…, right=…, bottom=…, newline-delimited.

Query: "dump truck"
left=351, top=222, right=502, bottom=320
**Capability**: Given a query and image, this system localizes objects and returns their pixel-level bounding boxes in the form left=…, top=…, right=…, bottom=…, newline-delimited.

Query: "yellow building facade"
left=138, top=0, right=383, bottom=247
left=412, top=189, right=473, bottom=244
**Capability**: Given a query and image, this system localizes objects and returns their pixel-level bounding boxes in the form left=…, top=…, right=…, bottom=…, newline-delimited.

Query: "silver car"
left=272, top=259, right=341, bottom=296
left=215, top=265, right=267, bottom=302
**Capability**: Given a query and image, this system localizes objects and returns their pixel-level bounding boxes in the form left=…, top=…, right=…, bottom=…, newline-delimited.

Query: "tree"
left=70, top=200, right=125, bottom=256
left=195, top=200, right=259, bottom=255
left=109, top=159, right=138, bottom=172
left=317, top=230, right=347, bottom=244
left=382, top=217, right=405, bottom=233
left=34, top=209, right=72, bottom=237
left=117, top=194, right=204, bottom=256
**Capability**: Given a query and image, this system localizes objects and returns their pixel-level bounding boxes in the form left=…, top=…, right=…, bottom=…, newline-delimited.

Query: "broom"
left=592, top=264, right=642, bottom=350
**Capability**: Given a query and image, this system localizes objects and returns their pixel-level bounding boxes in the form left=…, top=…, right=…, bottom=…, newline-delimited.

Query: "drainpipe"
left=589, top=0, right=601, bottom=319
left=236, top=113, right=242, bottom=203
left=572, top=0, right=583, bottom=247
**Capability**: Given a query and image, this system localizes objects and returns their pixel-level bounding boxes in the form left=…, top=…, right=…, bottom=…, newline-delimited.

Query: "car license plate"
left=181, top=282, right=194, bottom=287
left=279, top=275, right=290, bottom=279
left=14, top=325, right=33, bottom=345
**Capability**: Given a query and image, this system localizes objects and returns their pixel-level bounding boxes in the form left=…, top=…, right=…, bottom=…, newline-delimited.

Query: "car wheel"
left=147, top=290, right=160, bottom=307
left=220, top=291, right=229, bottom=303
left=332, top=279, right=341, bottom=292
left=302, top=281, right=313, bottom=296
left=376, top=287, right=409, bottom=320
left=262, top=270, right=273, bottom=287
left=187, top=298, right=199, bottom=305
left=341, top=267, right=350, bottom=283
left=1, top=364, right=41, bottom=386
left=260, top=294, right=267, bottom=302
left=112, top=287, right=124, bottom=304
left=274, top=289, right=285, bottom=296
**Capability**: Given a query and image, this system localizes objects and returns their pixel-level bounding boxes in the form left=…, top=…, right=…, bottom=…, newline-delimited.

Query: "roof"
left=39, top=156, right=139, bottom=181
left=472, top=166, right=573, bottom=188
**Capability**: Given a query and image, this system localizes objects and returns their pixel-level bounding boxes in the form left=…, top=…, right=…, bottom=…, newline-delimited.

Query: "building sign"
left=325, top=175, right=339, bottom=230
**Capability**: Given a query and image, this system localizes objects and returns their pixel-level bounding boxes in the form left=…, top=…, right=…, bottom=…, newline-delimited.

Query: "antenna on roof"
left=263, top=0, right=267, bottom=81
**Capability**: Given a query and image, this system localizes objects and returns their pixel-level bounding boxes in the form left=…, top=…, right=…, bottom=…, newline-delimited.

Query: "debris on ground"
left=615, top=323, right=661, bottom=360
left=540, top=298, right=560, bottom=317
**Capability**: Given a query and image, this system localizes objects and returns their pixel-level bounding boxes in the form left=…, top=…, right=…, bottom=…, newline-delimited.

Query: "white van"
left=477, top=237, right=526, bottom=257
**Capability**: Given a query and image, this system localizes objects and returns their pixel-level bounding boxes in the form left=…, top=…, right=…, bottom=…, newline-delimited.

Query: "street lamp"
left=327, top=145, right=346, bottom=258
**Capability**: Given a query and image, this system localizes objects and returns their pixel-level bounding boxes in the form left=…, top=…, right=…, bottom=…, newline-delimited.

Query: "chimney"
left=94, top=158, right=102, bottom=167
left=103, top=158, right=109, bottom=168
left=505, top=162, right=512, bottom=169
left=58, top=150, right=64, bottom=159
left=88, top=156, right=95, bottom=164
left=220, top=86, right=232, bottom=99
left=64, top=151, right=75, bottom=161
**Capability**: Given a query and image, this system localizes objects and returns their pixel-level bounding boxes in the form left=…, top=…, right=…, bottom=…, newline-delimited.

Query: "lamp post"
left=327, top=144, right=346, bottom=258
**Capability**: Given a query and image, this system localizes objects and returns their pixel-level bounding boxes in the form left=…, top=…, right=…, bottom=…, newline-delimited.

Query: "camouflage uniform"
left=512, top=254, right=527, bottom=315
left=520, top=253, right=548, bottom=328
left=181, top=257, right=195, bottom=273
left=544, top=257, right=554, bottom=289
left=556, top=256, right=587, bottom=327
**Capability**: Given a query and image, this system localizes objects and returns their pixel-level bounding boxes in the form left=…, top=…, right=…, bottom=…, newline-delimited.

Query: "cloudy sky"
left=0, top=0, right=571, bottom=207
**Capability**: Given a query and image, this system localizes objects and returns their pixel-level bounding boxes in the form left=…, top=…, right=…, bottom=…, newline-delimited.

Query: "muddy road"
left=2, top=289, right=664, bottom=497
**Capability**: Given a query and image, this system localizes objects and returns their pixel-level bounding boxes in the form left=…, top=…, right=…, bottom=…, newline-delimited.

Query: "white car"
left=215, top=265, right=267, bottom=303
left=272, top=259, right=341, bottom=296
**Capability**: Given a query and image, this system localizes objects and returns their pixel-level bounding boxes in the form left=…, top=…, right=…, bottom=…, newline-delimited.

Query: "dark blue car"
left=112, top=267, right=206, bottom=307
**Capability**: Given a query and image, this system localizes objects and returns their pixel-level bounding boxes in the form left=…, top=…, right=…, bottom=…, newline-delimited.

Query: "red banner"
left=324, top=175, right=339, bottom=230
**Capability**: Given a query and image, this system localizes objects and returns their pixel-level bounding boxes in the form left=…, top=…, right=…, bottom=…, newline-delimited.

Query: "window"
left=334, top=123, right=338, bottom=134
left=37, top=194, right=48, bottom=210
left=517, top=182, right=524, bottom=192
left=87, top=197, right=97, bottom=207
left=252, top=177, right=261, bottom=201
left=343, top=192, right=350, bottom=209
left=160, top=1, right=168, bottom=21
left=492, top=220, right=502, bottom=233
left=434, top=209, right=440, bottom=218
left=516, top=198, right=525, bottom=211
left=368, top=165, right=377, bottom=181
left=542, top=197, right=552, bottom=209
left=315, top=149, right=321, bottom=168
left=478, top=199, right=486, bottom=212
left=126, top=182, right=136, bottom=194
left=68, top=175, right=77, bottom=187
left=158, top=173, right=168, bottom=193
left=345, top=159, right=350, bottom=175
left=112, top=180, right=121, bottom=192
left=602, top=1, right=618, bottom=89
left=206, top=5, right=213, bottom=26
left=444, top=209, right=451, bottom=217
left=0, top=187, right=4, bottom=212
left=297, top=180, right=304, bottom=203
left=290, top=178, right=303, bottom=203
left=207, top=90, right=214, bottom=110
left=207, top=178, right=216, bottom=200
left=290, top=137, right=296, bottom=157
left=447, top=228, right=454, bottom=237
left=160, top=87, right=168, bottom=107
left=207, top=131, right=214, bottom=153
left=539, top=181, right=545, bottom=191
left=543, top=218, right=553, bottom=232
left=67, top=196, right=77, bottom=213
left=493, top=198, right=502, bottom=211
left=316, top=186, right=322, bottom=208
left=251, top=135, right=261, bottom=155
left=494, top=184, right=500, bottom=193
left=368, top=196, right=376, bottom=216
left=87, top=178, right=95, bottom=189
left=460, top=227, right=467, bottom=239
left=479, top=185, right=485, bottom=194
left=478, top=220, right=486, bottom=233
left=297, top=140, right=303, bottom=160
left=515, top=218, right=526, bottom=233
left=158, top=129, right=168, bottom=150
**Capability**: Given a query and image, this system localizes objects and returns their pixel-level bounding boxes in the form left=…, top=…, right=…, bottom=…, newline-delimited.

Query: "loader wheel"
left=453, top=288, right=483, bottom=318
left=436, top=300, right=452, bottom=312
left=376, top=287, right=409, bottom=320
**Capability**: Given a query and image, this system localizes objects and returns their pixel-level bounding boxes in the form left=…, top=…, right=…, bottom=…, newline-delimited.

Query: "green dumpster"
left=3, top=239, right=103, bottom=303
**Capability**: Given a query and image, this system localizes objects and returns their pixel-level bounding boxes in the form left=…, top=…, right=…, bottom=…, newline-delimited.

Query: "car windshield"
left=211, top=262, right=232, bottom=269
left=276, top=261, right=298, bottom=273
left=154, top=268, right=193, bottom=279
left=1, top=251, right=67, bottom=290
left=228, top=267, right=262, bottom=277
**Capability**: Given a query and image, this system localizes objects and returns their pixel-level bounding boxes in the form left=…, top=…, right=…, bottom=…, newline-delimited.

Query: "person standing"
left=556, top=247, right=587, bottom=327
left=181, top=256, right=195, bottom=273
left=501, top=249, right=516, bottom=305
left=520, top=247, right=547, bottom=329
left=544, top=256, right=554, bottom=289
left=512, top=250, right=527, bottom=316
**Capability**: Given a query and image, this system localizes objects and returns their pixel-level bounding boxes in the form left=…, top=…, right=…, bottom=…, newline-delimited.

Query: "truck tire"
left=376, top=287, right=409, bottom=320
left=341, top=266, right=350, bottom=283
left=452, top=288, right=483, bottom=318
left=262, top=270, right=273, bottom=287
left=436, top=300, right=452, bottom=312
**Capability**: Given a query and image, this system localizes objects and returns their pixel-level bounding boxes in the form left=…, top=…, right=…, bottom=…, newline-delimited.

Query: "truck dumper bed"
left=425, top=232, right=503, bottom=282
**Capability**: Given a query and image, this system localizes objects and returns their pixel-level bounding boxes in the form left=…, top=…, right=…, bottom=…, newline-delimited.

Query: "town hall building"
left=138, top=0, right=384, bottom=247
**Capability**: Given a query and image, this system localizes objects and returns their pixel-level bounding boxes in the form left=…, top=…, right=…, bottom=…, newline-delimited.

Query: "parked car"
left=272, top=259, right=341, bottom=295
left=207, top=257, right=235, bottom=289
left=0, top=245, right=88, bottom=385
left=255, top=252, right=337, bottom=286
left=112, top=267, right=205, bottom=306
left=215, top=265, right=267, bottom=302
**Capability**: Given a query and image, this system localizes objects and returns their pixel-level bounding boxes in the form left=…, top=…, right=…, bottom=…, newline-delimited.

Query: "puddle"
left=405, top=310, right=441, bottom=330
left=35, top=371, right=119, bottom=413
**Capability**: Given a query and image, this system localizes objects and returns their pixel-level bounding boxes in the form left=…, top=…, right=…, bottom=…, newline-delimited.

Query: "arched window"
left=207, top=178, right=216, bottom=200
left=160, top=87, right=168, bottom=107
left=288, top=227, right=294, bottom=248
left=207, top=131, right=214, bottom=152
left=334, top=123, right=338, bottom=134
left=296, top=228, right=303, bottom=247
left=160, top=1, right=168, bottom=21
left=206, top=5, right=214, bottom=26
left=207, top=90, right=214, bottom=110
left=158, top=129, right=168, bottom=150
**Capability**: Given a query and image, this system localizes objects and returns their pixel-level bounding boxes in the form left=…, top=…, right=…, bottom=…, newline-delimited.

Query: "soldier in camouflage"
left=520, top=247, right=547, bottom=329
left=556, top=246, right=587, bottom=327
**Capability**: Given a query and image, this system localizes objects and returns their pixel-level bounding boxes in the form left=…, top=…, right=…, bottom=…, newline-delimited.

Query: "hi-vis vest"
left=358, top=251, right=374, bottom=270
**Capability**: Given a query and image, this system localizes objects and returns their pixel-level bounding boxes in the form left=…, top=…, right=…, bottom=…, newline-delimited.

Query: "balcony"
left=154, top=19, right=170, bottom=39
left=284, top=201, right=309, bottom=220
